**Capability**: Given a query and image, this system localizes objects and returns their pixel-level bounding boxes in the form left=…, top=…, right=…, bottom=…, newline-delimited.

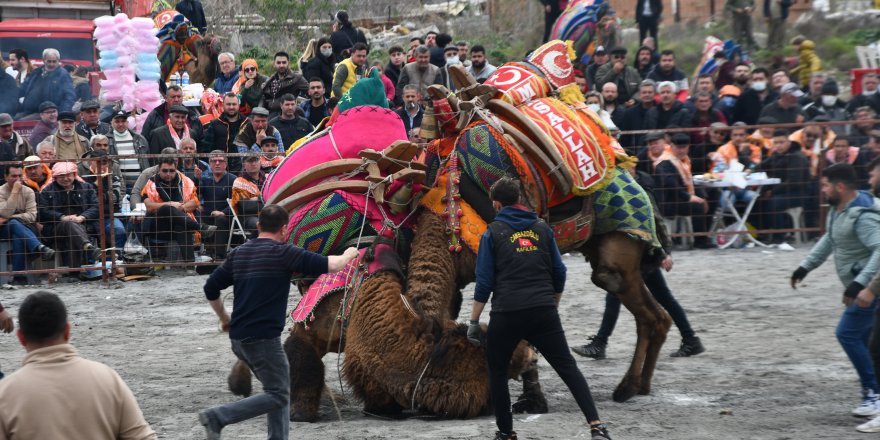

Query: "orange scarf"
left=165, top=119, right=190, bottom=148
left=231, top=59, right=258, bottom=95
left=657, top=147, right=695, bottom=196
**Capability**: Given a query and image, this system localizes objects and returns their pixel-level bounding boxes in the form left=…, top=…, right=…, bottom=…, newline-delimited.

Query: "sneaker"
left=854, top=389, right=880, bottom=417
left=590, top=423, right=612, bottom=439
left=198, top=410, right=222, bottom=440
left=38, top=245, right=55, bottom=261
left=857, top=414, right=880, bottom=432
left=82, top=243, right=102, bottom=261
left=200, top=225, right=217, bottom=239
left=493, top=431, right=517, bottom=440
left=670, top=336, right=705, bottom=357
left=572, top=336, right=607, bottom=360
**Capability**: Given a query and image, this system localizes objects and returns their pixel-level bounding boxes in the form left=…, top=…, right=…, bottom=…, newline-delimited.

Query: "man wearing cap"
left=270, top=94, right=313, bottom=149
left=28, top=102, right=58, bottom=146
left=140, top=85, right=202, bottom=145
left=595, top=48, right=642, bottom=105
left=38, top=161, right=102, bottom=270
left=198, top=150, right=235, bottom=259
left=759, top=82, right=806, bottom=125
left=231, top=154, right=267, bottom=238
left=77, top=135, right=126, bottom=197
left=149, top=104, right=196, bottom=162
left=438, top=45, right=462, bottom=92
left=233, top=107, right=283, bottom=172
left=142, top=156, right=215, bottom=263
left=109, top=110, right=149, bottom=193
left=586, top=46, right=609, bottom=90
left=0, top=163, right=55, bottom=282
left=22, top=156, right=52, bottom=193
left=17, top=48, right=75, bottom=118
left=75, top=100, right=111, bottom=140
left=43, top=112, right=88, bottom=161
left=0, top=113, right=31, bottom=175
left=636, top=130, right=667, bottom=175
left=803, top=80, right=851, bottom=134
left=733, top=67, right=778, bottom=125
left=653, top=132, right=713, bottom=248
left=258, top=137, right=282, bottom=173
left=80, top=148, right=126, bottom=254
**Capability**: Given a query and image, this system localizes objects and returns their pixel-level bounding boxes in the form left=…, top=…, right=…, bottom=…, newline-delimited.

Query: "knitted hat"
left=336, top=67, right=389, bottom=113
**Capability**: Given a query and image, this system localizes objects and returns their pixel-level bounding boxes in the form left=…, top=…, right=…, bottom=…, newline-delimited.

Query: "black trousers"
left=150, top=204, right=199, bottom=261
left=201, top=214, right=231, bottom=258
left=595, top=267, right=695, bottom=342
left=638, top=18, right=659, bottom=46
left=53, top=220, right=92, bottom=268
left=487, top=306, right=599, bottom=433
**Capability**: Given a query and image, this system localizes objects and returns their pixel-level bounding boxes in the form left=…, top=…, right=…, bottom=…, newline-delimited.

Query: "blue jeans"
left=103, top=218, right=126, bottom=251
left=0, top=219, right=43, bottom=271
left=204, top=336, right=289, bottom=439
left=837, top=300, right=879, bottom=392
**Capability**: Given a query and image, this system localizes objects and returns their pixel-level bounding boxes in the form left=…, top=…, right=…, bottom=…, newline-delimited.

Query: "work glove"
left=467, top=320, right=481, bottom=347
left=790, top=267, right=809, bottom=289
left=845, top=281, right=866, bottom=298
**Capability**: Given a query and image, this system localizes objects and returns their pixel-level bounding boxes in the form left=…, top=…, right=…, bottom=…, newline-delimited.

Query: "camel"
left=157, top=15, right=220, bottom=87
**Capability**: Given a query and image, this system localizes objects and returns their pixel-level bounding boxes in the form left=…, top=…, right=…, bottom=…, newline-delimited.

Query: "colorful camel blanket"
left=291, top=243, right=403, bottom=326
left=592, top=166, right=660, bottom=248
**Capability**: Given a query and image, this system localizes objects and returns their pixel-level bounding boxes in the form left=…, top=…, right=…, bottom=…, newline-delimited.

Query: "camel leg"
left=585, top=233, right=670, bottom=403
left=284, top=330, right=329, bottom=422
left=512, top=363, right=549, bottom=414
left=227, top=359, right=253, bottom=397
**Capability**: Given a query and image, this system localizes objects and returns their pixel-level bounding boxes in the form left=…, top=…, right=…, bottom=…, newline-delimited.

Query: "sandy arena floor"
left=0, top=245, right=867, bottom=439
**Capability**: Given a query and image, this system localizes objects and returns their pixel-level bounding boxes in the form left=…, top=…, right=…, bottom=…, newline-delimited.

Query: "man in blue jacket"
left=467, top=177, right=611, bottom=440
left=17, top=49, right=75, bottom=118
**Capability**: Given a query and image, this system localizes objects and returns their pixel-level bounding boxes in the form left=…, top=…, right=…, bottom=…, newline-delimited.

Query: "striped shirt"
left=112, top=130, right=140, bottom=193
left=203, top=238, right=328, bottom=339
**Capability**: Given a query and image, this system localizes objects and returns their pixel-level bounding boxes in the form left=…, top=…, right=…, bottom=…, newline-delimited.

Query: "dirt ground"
left=0, top=244, right=870, bottom=439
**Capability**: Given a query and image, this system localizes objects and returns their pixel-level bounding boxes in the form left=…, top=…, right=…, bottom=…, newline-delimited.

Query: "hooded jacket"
left=790, top=40, right=822, bottom=87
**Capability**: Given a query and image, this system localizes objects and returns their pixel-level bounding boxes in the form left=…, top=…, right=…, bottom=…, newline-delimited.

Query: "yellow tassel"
left=558, top=83, right=585, bottom=106
left=565, top=40, right=577, bottom=61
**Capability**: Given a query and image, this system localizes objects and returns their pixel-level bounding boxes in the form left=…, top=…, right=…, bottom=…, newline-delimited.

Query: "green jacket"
left=800, top=191, right=880, bottom=288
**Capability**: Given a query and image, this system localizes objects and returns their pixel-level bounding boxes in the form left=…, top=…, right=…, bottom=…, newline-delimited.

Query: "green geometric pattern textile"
left=592, top=166, right=660, bottom=248
left=288, top=192, right=373, bottom=256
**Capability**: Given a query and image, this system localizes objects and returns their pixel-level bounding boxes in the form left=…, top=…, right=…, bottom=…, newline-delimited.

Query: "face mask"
left=721, top=96, right=736, bottom=106
left=587, top=103, right=601, bottom=113
left=863, top=89, right=877, bottom=96
left=445, top=57, right=460, bottom=66
left=821, top=95, right=837, bottom=106
left=320, top=48, right=333, bottom=58
left=751, top=81, right=766, bottom=92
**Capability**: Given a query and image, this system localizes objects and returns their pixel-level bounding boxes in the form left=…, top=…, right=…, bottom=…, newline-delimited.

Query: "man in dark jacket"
left=0, top=70, right=17, bottom=116
left=759, top=82, right=806, bottom=125
left=299, top=81, right=331, bottom=128
left=396, top=85, right=424, bottom=136
left=269, top=95, right=313, bottom=149
left=595, top=47, right=642, bottom=105
left=75, top=100, right=111, bottom=139
left=385, top=46, right=406, bottom=107
left=233, top=107, right=283, bottom=172
left=645, top=81, right=692, bottom=130
left=260, top=52, right=308, bottom=117
left=620, top=80, right=657, bottom=153
left=755, top=129, right=811, bottom=243
left=202, top=93, right=245, bottom=170
left=140, top=86, right=202, bottom=144
left=198, top=150, right=236, bottom=259
left=17, top=49, right=75, bottom=118
left=175, top=0, right=207, bottom=35
left=653, top=133, right=711, bottom=248
left=636, top=0, right=663, bottom=47
left=732, top=67, right=778, bottom=125
left=467, top=177, right=612, bottom=440
left=38, top=161, right=101, bottom=269
left=646, top=50, right=689, bottom=94
left=149, top=105, right=200, bottom=161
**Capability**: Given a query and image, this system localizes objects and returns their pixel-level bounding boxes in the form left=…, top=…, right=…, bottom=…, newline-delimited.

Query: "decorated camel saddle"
left=261, top=69, right=423, bottom=325
left=421, top=39, right=659, bottom=253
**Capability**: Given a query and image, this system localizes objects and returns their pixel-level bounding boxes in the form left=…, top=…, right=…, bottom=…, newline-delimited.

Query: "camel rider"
left=467, top=177, right=612, bottom=440
left=199, top=205, right=358, bottom=440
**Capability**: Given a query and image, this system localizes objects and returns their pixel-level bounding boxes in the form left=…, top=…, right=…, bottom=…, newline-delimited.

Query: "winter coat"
left=0, top=72, right=18, bottom=115
left=330, top=25, right=367, bottom=62
left=636, top=0, right=663, bottom=21
left=260, top=71, right=309, bottom=113
left=644, top=101, right=692, bottom=130
left=212, top=70, right=240, bottom=95
left=595, top=63, right=642, bottom=104
left=755, top=145, right=810, bottom=195
left=302, top=55, right=334, bottom=97
left=140, top=104, right=203, bottom=144
left=38, top=180, right=99, bottom=238
left=790, top=40, right=822, bottom=87
left=201, top=112, right=245, bottom=155
left=239, top=74, right=268, bottom=115
left=19, top=66, right=75, bottom=114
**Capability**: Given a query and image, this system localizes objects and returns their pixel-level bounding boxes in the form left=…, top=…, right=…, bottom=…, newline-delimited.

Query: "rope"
left=411, top=357, right=432, bottom=411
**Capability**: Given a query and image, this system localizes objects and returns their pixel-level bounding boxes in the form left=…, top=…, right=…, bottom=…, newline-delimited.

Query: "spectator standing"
left=396, top=46, right=442, bottom=101
left=848, top=73, right=880, bottom=115
left=385, top=46, right=406, bottom=105
left=586, top=46, right=609, bottom=88
left=620, top=80, right=657, bottom=152
left=260, top=52, right=308, bottom=117
left=439, top=46, right=462, bottom=91
left=330, top=10, right=368, bottom=62
left=212, top=53, right=239, bottom=95
left=803, top=81, right=851, bottom=135
left=198, top=205, right=358, bottom=440
left=754, top=129, right=810, bottom=243
left=759, top=82, right=805, bottom=124
left=467, top=177, right=612, bottom=440
left=331, top=43, right=369, bottom=99
left=466, top=45, right=497, bottom=83
left=110, top=110, right=149, bottom=193
left=595, top=47, right=642, bottom=105
left=299, top=81, right=331, bottom=129
left=17, top=49, right=75, bottom=117
left=198, top=150, right=235, bottom=259
left=0, top=70, right=17, bottom=116
left=6, top=48, right=33, bottom=86
left=646, top=50, right=689, bottom=95
left=790, top=40, right=822, bottom=88
left=75, top=100, right=111, bottom=139
left=0, top=164, right=55, bottom=283
left=764, top=0, right=792, bottom=50
left=456, top=41, right=472, bottom=69
left=202, top=93, right=245, bottom=169
left=302, top=38, right=335, bottom=98
left=790, top=163, right=880, bottom=418
left=0, top=291, right=157, bottom=439
left=396, top=85, right=424, bottom=136
left=38, top=162, right=101, bottom=269
left=142, top=156, right=215, bottom=263
left=0, top=113, right=31, bottom=165
left=635, top=0, right=663, bottom=47
left=726, top=0, right=758, bottom=50
left=645, top=81, right=692, bottom=130
left=541, top=0, right=567, bottom=43
left=430, top=33, right=453, bottom=68
left=176, top=0, right=207, bottom=34
left=28, top=101, right=58, bottom=146
left=231, top=59, right=268, bottom=116
left=270, top=94, right=313, bottom=149
left=633, top=46, right=656, bottom=79
left=43, top=111, right=88, bottom=161
left=406, top=36, right=424, bottom=63
left=732, top=67, right=777, bottom=125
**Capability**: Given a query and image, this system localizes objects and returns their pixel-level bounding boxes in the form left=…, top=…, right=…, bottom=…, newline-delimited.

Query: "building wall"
left=605, top=0, right=812, bottom=24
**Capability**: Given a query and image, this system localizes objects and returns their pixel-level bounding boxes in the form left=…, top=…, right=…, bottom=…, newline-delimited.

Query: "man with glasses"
left=28, top=101, right=58, bottom=146
left=75, top=100, right=111, bottom=140
left=18, top=48, right=75, bottom=118
left=260, top=52, right=308, bottom=119
left=198, top=150, right=236, bottom=259
left=212, top=53, right=239, bottom=95
left=142, top=157, right=216, bottom=263
left=595, top=47, right=642, bottom=106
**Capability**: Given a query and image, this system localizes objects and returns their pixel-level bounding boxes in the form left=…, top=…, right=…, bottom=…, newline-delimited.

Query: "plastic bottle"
left=181, top=71, right=190, bottom=86
left=121, top=194, right=131, bottom=214
left=170, top=71, right=180, bottom=87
